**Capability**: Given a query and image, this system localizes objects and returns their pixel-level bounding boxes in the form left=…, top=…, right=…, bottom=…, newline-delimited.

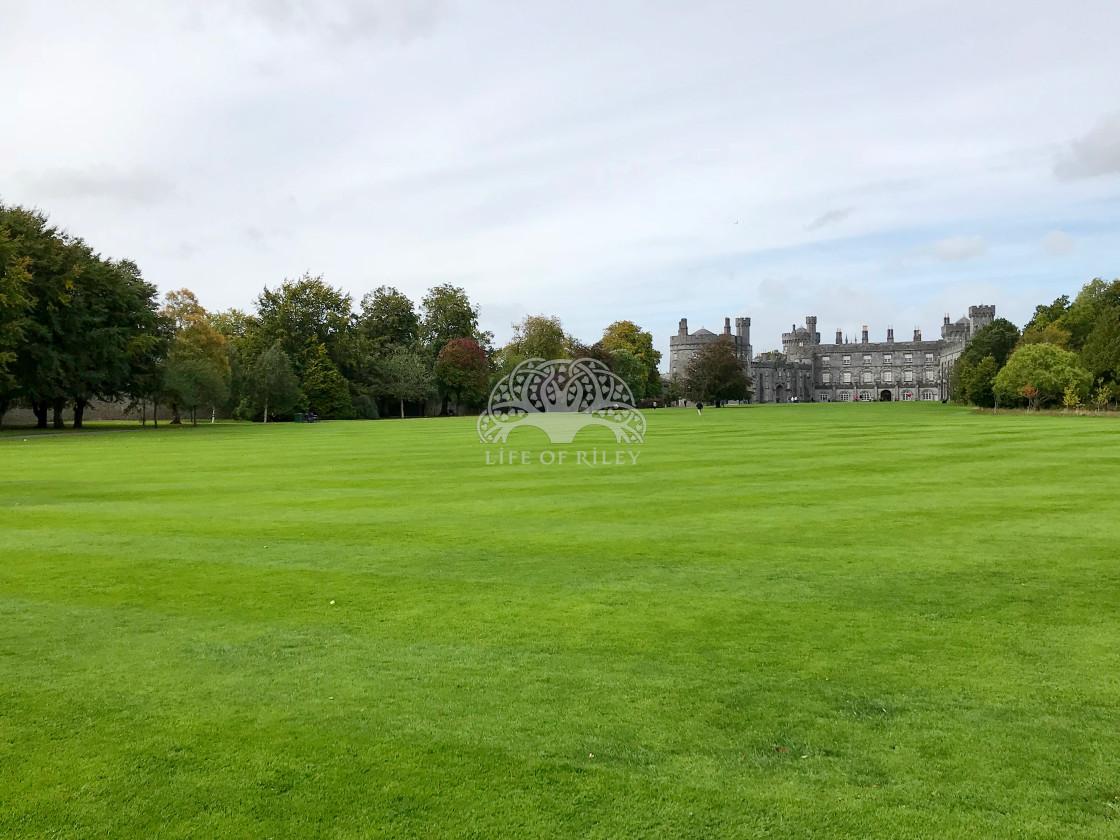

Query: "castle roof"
left=693, top=327, right=715, bottom=336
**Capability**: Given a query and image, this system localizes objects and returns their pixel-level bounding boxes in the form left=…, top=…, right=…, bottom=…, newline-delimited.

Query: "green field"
left=2, top=404, right=1118, bottom=838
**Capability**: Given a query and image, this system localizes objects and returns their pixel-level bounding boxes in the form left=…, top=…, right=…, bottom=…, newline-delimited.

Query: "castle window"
left=924, top=369, right=936, bottom=382
left=842, top=355, right=850, bottom=365
left=839, top=391, right=852, bottom=401
left=921, top=389, right=936, bottom=401
left=822, top=371, right=831, bottom=384
left=903, top=369, right=914, bottom=383
left=904, top=352, right=913, bottom=363
left=862, top=354, right=871, bottom=364
left=817, top=392, right=831, bottom=402
left=842, top=371, right=852, bottom=384
left=860, top=371, right=873, bottom=384
left=925, top=352, right=934, bottom=363
left=884, top=353, right=892, bottom=364
left=859, top=391, right=873, bottom=402
left=883, top=370, right=893, bottom=383
left=901, top=391, right=914, bottom=401
left=821, top=355, right=830, bottom=365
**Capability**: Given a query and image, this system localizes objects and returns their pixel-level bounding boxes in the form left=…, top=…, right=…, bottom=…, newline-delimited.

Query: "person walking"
left=696, top=401, right=704, bottom=416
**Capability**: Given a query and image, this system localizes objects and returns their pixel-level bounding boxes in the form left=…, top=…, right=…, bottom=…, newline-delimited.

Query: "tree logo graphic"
left=477, top=358, right=647, bottom=444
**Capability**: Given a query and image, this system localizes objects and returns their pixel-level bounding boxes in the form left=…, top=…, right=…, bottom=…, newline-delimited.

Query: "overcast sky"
left=3, top=0, right=1119, bottom=360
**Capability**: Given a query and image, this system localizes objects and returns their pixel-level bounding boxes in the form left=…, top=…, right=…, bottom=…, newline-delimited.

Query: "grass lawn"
left=1, top=404, right=1118, bottom=838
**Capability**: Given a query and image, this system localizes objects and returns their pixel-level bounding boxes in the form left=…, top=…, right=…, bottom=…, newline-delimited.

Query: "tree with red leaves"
left=434, top=338, right=489, bottom=414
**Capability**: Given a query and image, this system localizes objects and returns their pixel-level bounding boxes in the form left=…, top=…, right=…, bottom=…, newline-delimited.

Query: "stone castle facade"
left=668, top=305, right=995, bottom=403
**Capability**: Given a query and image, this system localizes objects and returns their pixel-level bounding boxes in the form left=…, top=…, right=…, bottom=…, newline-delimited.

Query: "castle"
left=668, top=305, right=995, bottom=402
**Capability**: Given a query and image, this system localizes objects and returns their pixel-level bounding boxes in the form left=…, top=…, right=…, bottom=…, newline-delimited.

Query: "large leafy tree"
left=210, top=308, right=263, bottom=417
left=433, top=338, right=488, bottom=411
left=161, top=290, right=231, bottom=424
left=950, top=318, right=1021, bottom=405
left=961, top=318, right=1020, bottom=367
left=420, top=284, right=481, bottom=355
left=0, top=226, right=33, bottom=406
left=504, top=315, right=571, bottom=360
left=1080, top=307, right=1120, bottom=383
left=359, top=286, right=419, bottom=348
left=601, top=320, right=662, bottom=399
left=1, top=204, right=165, bottom=428
left=1059, top=278, right=1120, bottom=350
left=993, top=343, right=1091, bottom=409
left=684, top=335, right=752, bottom=404
left=2, top=205, right=89, bottom=427
left=256, top=273, right=353, bottom=374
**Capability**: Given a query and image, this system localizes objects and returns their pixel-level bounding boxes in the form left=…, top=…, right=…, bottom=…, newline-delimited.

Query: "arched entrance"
left=880, top=389, right=892, bottom=402
left=775, top=384, right=785, bottom=403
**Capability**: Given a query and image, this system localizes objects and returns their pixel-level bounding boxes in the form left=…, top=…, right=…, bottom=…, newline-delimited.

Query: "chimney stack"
left=913, top=328, right=922, bottom=341
left=944, top=314, right=950, bottom=325
left=678, top=318, right=688, bottom=335
left=887, top=327, right=894, bottom=342
left=724, top=317, right=731, bottom=335
left=835, top=328, right=842, bottom=344
left=861, top=325, right=868, bottom=343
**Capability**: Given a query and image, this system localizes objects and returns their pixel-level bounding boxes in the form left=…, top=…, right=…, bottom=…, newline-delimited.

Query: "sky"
left=2, top=0, right=1119, bottom=363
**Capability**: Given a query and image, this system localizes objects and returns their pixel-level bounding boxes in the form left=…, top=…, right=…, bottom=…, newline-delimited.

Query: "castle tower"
left=968, top=305, right=995, bottom=337
left=735, top=316, right=752, bottom=364
left=805, top=315, right=819, bottom=346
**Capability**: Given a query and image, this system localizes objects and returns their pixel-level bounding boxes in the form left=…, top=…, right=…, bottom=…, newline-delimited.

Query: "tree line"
left=0, top=203, right=685, bottom=427
left=951, top=278, right=1120, bottom=410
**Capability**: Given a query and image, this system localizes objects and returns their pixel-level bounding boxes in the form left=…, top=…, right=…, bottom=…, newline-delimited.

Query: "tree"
left=1079, top=306, right=1120, bottom=383
left=249, top=342, right=301, bottom=422
left=301, top=343, right=355, bottom=419
left=1091, top=379, right=1115, bottom=412
left=1026, top=294, right=1070, bottom=330
left=1017, top=321, right=1071, bottom=350
left=505, top=315, right=571, bottom=360
left=420, top=284, right=481, bottom=355
left=164, top=353, right=229, bottom=425
left=601, top=320, right=662, bottom=398
left=2, top=205, right=94, bottom=427
left=0, top=226, right=33, bottom=406
left=959, top=355, right=1000, bottom=407
left=375, top=345, right=434, bottom=418
left=608, top=347, right=648, bottom=401
left=161, top=290, right=231, bottom=425
left=993, top=343, right=1092, bottom=409
left=684, top=335, right=752, bottom=404
left=962, top=318, right=1020, bottom=367
left=1060, top=278, right=1120, bottom=350
left=256, top=273, right=352, bottom=374
left=359, top=286, right=419, bottom=348
left=433, top=338, right=488, bottom=411
left=1063, top=382, right=1082, bottom=410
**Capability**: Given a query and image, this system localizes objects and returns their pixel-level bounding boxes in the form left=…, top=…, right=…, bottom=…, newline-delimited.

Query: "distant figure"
left=696, top=401, right=704, bottom=416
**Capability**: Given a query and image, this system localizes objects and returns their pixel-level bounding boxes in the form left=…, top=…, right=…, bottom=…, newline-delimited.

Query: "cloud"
left=806, top=207, right=855, bottom=231
left=1041, top=230, right=1075, bottom=256
left=219, top=0, right=448, bottom=44
left=18, top=167, right=174, bottom=205
left=929, top=235, right=987, bottom=262
left=1055, top=112, right=1120, bottom=179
